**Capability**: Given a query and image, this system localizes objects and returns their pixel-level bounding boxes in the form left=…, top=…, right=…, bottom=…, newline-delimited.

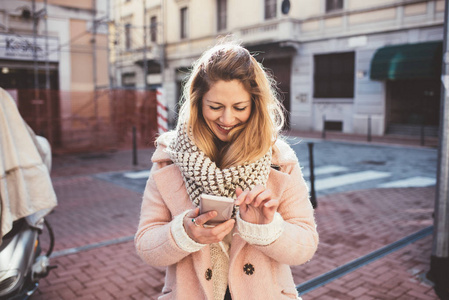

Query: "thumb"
left=186, top=207, right=200, bottom=218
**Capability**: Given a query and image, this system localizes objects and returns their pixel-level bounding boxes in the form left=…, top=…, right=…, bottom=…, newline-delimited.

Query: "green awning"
left=370, top=41, right=443, bottom=80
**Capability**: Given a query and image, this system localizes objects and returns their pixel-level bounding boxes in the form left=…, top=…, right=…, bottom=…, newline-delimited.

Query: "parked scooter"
left=0, top=213, right=56, bottom=299
left=0, top=88, right=58, bottom=299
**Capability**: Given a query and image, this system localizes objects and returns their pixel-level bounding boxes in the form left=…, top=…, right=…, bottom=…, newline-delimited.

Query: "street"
left=32, top=138, right=438, bottom=299
left=95, top=138, right=438, bottom=198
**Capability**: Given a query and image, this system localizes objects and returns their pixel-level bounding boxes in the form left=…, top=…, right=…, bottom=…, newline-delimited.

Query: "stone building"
left=0, top=0, right=110, bottom=148
left=113, top=0, right=446, bottom=137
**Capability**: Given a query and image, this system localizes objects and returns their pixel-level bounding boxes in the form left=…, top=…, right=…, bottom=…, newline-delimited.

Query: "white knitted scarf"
left=166, top=125, right=272, bottom=207
left=166, top=126, right=272, bottom=300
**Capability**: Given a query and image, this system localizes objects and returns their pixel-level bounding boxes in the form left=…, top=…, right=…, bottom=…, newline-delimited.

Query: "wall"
left=290, top=25, right=444, bottom=136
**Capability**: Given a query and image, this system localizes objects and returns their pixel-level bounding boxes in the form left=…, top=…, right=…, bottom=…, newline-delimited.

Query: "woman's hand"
left=184, top=208, right=235, bottom=244
left=235, top=185, right=279, bottom=224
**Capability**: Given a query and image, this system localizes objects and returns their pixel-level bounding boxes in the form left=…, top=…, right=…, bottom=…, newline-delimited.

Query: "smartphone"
left=200, top=194, right=235, bottom=226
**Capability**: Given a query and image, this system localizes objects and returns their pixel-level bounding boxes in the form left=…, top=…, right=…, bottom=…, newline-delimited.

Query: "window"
left=122, top=72, right=136, bottom=87
left=217, top=0, right=227, bottom=31
left=314, top=52, right=355, bottom=98
left=180, top=7, right=188, bottom=39
left=265, top=0, right=277, bottom=20
left=125, top=23, right=132, bottom=49
left=150, top=16, right=157, bottom=43
left=326, top=0, right=343, bottom=13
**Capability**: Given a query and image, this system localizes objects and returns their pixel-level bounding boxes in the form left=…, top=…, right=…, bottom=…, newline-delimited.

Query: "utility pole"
left=106, top=0, right=115, bottom=143
left=107, top=0, right=114, bottom=91
left=160, top=0, right=165, bottom=86
left=32, top=0, right=41, bottom=134
left=92, top=0, right=99, bottom=129
left=429, top=0, right=449, bottom=298
left=44, top=0, right=53, bottom=145
left=143, top=0, right=148, bottom=90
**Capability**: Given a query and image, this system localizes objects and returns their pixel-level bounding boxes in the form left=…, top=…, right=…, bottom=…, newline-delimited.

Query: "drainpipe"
left=44, top=0, right=53, bottom=146
left=92, top=0, right=98, bottom=129
left=428, top=0, right=449, bottom=298
left=143, top=0, right=148, bottom=90
left=32, top=0, right=41, bottom=134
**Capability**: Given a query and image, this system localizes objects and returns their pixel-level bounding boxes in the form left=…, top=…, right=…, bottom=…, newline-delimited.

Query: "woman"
left=135, top=43, right=318, bottom=300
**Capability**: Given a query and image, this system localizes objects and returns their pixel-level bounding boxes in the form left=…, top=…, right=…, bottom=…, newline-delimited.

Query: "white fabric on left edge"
left=0, top=88, right=57, bottom=241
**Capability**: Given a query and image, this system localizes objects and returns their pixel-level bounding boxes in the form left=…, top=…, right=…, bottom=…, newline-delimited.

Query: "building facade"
left=113, top=0, right=445, bottom=137
left=0, top=0, right=110, bottom=148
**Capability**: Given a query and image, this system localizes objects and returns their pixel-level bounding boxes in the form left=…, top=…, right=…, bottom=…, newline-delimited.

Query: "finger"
left=263, top=198, right=279, bottom=208
left=192, top=219, right=234, bottom=244
left=238, top=200, right=248, bottom=215
left=216, top=219, right=236, bottom=240
left=235, top=189, right=249, bottom=206
left=211, top=219, right=235, bottom=238
left=245, top=185, right=265, bottom=204
left=235, top=187, right=243, bottom=197
left=261, top=199, right=279, bottom=222
left=253, top=189, right=272, bottom=208
left=196, top=210, right=218, bottom=226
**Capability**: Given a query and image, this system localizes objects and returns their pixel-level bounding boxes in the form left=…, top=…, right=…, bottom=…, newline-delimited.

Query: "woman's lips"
left=216, top=123, right=235, bottom=134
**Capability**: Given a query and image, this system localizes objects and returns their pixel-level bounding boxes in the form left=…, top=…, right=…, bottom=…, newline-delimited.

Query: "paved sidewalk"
left=287, top=129, right=439, bottom=149
left=32, top=135, right=439, bottom=300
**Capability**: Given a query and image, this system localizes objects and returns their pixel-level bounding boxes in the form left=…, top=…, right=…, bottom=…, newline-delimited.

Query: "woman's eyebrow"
left=205, top=100, right=222, bottom=105
left=205, top=100, right=250, bottom=105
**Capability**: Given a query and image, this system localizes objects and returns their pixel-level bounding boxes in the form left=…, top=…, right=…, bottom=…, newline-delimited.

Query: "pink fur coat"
left=135, top=138, right=318, bottom=300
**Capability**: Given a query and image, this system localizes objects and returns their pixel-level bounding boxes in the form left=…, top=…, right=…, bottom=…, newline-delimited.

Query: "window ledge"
left=313, top=98, right=354, bottom=103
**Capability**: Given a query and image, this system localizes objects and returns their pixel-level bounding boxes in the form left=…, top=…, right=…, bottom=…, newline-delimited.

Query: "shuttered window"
left=314, top=52, right=355, bottom=98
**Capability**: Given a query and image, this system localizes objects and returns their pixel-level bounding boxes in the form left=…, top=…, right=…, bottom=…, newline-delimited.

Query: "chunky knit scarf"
left=166, top=125, right=272, bottom=300
left=166, top=125, right=272, bottom=207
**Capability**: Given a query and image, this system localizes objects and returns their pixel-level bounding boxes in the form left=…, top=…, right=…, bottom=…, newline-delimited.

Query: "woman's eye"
left=209, top=106, right=221, bottom=110
left=235, top=107, right=247, bottom=111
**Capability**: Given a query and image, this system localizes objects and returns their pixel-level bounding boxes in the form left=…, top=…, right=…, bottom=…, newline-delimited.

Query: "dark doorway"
left=386, top=79, right=440, bottom=136
left=0, top=65, right=61, bottom=146
left=261, top=57, right=292, bottom=130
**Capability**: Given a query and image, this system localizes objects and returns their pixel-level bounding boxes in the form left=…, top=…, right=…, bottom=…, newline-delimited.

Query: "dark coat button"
left=243, top=263, right=254, bottom=275
left=205, top=268, right=212, bottom=281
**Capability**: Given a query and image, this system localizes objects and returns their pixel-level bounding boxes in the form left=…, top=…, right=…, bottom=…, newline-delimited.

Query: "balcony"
left=237, top=0, right=444, bottom=45
left=116, top=43, right=162, bottom=68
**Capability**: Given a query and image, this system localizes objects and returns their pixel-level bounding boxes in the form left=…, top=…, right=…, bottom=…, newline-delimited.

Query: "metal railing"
left=13, top=88, right=159, bottom=152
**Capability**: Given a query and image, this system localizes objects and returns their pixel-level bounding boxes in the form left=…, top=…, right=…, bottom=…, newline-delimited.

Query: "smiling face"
left=201, top=80, right=252, bottom=142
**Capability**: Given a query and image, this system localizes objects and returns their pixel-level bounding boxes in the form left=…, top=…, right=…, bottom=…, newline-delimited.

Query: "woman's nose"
left=220, top=109, right=234, bottom=125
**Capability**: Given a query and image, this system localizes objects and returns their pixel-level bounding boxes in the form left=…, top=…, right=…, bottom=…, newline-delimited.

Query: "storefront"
left=0, top=33, right=61, bottom=145
left=370, top=41, right=443, bottom=136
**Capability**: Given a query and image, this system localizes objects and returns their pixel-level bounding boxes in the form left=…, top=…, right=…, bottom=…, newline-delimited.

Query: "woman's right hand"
left=183, top=208, right=235, bottom=244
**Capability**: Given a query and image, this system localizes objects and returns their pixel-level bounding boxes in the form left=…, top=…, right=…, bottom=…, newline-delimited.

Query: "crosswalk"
left=302, top=164, right=435, bottom=193
left=119, top=164, right=436, bottom=195
left=378, top=176, right=436, bottom=188
left=123, top=170, right=151, bottom=179
left=312, top=170, right=391, bottom=191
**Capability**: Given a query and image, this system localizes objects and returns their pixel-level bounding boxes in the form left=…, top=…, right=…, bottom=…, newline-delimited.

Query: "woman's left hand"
left=235, top=185, right=279, bottom=224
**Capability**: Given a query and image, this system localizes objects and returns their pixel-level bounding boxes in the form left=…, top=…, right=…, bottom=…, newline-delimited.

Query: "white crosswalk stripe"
left=123, top=170, right=151, bottom=179
left=302, top=165, right=348, bottom=177
left=378, top=176, right=436, bottom=188
left=310, top=170, right=391, bottom=191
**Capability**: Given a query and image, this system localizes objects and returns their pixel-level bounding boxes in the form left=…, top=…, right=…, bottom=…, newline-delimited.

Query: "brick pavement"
left=32, top=138, right=439, bottom=300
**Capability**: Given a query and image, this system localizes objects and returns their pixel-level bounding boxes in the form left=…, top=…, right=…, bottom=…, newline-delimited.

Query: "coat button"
left=243, top=263, right=254, bottom=275
left=205, top=268, right=212, bottom=281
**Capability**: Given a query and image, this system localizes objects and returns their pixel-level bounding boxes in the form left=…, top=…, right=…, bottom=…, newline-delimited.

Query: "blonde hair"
left=176, top=42, right=285, bottom=168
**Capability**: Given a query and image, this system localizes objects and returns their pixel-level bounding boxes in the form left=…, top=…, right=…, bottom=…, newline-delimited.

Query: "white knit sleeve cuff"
left=236, top=212, right=285, bottom=246
left=171, top=210, right=206, bottom=253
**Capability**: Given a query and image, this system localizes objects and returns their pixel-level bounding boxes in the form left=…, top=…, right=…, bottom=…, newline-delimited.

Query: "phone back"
left=200, top=194, right=234, bottom=225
